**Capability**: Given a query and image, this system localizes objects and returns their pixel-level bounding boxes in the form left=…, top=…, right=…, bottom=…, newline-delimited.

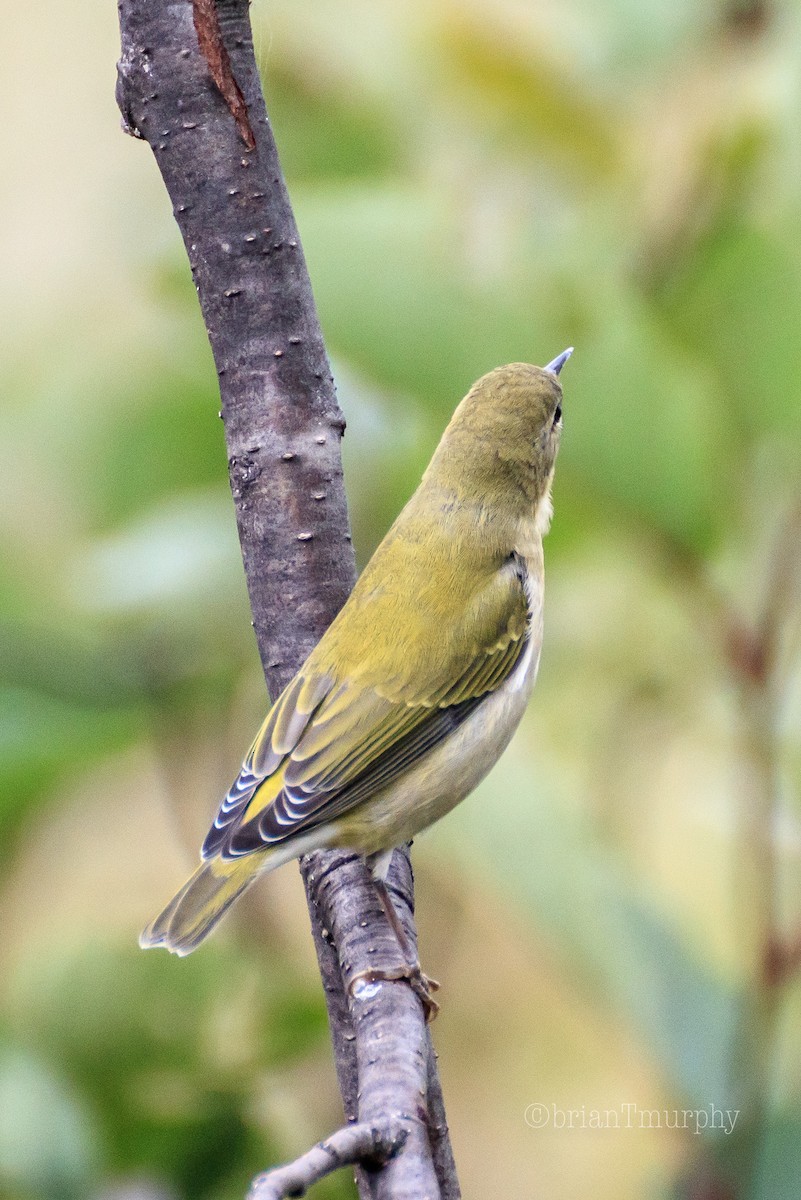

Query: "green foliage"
left=261, top=60, right=405, bottom=183
left=5, top=943, right=334, bottom=1200
left=0, top=1043, right=98, bottom=1200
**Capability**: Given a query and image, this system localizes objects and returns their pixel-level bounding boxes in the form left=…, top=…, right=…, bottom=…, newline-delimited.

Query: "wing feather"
left=203, top=552, right=531, bottom=861
left=205, top=556, right=532, bottom=859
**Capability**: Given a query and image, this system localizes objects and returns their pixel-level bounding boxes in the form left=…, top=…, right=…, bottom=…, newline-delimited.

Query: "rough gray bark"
left=115, top=2, right=459, bottom=1197
left=117, top=0, right=352, bottom=693
left=249, top=1120, right=409, bottom=1199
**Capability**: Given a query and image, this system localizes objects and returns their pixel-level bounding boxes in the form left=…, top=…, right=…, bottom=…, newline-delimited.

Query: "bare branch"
left=248, top=1120, right=408, bottom=1200
left=117, top=0, right=353, bottom=694
left=302, top=848, right=445, bottom=1198
left=115, top=2, right=459, bottom=1197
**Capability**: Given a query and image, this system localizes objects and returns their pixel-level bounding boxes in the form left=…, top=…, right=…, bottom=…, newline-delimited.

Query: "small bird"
left=141, top=351, right=571, bottom=1016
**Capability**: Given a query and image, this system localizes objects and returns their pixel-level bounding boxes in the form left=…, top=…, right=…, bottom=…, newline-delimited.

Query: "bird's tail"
left=139, top=854, right=265, bottom=956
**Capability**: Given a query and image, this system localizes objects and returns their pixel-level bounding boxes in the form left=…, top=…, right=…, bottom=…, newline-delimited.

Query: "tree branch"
left=248, top=1120, right=408, bottom=1200
left=115, top=2, right=459, bottom=1196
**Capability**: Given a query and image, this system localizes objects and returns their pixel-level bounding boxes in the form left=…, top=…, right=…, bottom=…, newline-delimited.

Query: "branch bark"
left=249, top=1120, right=408, bottom=1200
left=115, top=2, right=459, bottom=1197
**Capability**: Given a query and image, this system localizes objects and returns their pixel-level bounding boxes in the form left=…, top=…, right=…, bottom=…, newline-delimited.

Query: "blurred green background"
left=2, top=0, right=801, bottom=1197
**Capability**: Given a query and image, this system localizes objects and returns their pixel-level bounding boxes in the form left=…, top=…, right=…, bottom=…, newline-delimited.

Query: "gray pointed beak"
left=544, top=347, right=574, bottom=376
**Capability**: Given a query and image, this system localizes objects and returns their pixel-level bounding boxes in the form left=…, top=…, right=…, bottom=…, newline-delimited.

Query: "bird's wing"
left=203, top=556, right=530, bottom=860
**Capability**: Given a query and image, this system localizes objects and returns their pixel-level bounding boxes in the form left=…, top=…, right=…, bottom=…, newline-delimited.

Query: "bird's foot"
left=350, top=964, right=441, bottom=1022
left=406, top=965, right=440, bottom=1022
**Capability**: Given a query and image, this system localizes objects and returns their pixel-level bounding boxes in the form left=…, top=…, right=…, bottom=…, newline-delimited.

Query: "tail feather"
left=141, top=824, right=336, bottom=956
left=139, top=856, right=261, bottom=956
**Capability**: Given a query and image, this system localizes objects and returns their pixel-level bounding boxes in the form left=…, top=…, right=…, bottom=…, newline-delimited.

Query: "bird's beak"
left=544, top=347, right=574, bottom=376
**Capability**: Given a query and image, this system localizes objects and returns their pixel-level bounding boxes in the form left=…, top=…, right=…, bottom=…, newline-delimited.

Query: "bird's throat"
left=534, top=474, right=555, bottom=537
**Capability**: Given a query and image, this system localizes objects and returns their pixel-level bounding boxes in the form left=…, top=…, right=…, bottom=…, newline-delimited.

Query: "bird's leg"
left=349, top=851, right=440, bottom=1022
left=372, top=875, right=441, bottom=1020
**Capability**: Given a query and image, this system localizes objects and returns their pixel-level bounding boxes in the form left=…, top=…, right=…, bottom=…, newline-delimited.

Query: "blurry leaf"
left=299, top=184, right=573, bottom=408
left=335, top=361, right=432, bottom=564
left=0, top=1043, right=98, bottom=1200
left=87, top=379, right=225, bottom=530
left=676, top=1106, right=801, bottom=1200
left=9, top=945, right=254, bottom=1198
left=62, top=490, right=257, bottom=713
left=748, top=1108, right=801, bottom=1200
left=301, top=185, right=483, bottom=400
left=659, top=220, right=801, bottom=442
left=260, top=60, right=405, bottom=183
left=302, top=179, right=732, bottom=551
left=0, top=687, right=142, bottom=851
left=67, top=492, right=243, bottom=618
left=11, top=944, right=241, bottom=1085
left=575, top=0, right=715, bottom=71
left=0, top=619, right=144, bottom=709
left=437, top=11, right=620, bottom=178
left=7, top=943, right=331, bottom=1199
left=564, top=283, right=735, bottom=550
left=446, top=738, right=738, bottom=1107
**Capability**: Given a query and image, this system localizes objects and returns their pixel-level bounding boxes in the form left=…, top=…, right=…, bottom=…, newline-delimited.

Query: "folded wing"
left=203, top=554, right=530, bottom=861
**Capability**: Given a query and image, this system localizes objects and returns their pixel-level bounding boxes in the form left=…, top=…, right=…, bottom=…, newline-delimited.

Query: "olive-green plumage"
left=141, top=356, right=569, bottom=956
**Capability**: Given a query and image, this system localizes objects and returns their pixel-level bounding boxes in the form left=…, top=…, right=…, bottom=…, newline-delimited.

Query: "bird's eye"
left=552, top=403, right=562, bottom=426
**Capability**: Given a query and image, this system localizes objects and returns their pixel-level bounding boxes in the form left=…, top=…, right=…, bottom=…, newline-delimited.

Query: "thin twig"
left=248, top=1120, right=408, bottom=1200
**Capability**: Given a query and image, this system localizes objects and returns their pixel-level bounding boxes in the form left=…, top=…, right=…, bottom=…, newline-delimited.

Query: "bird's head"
left=425, top=351, right=571, bottom=523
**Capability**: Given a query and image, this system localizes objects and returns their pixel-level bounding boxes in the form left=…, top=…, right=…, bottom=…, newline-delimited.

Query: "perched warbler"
left=141, top=351, right=571, bottom=1013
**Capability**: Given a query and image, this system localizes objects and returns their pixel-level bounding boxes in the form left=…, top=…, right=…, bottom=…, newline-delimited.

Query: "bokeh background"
left=3, top=0, right=801, bottom=1197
